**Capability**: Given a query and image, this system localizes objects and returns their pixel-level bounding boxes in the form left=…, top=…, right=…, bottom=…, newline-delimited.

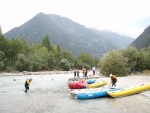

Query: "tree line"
left=99, top=46, right=150, bottom=76
left=0, top=34, right=98, bottom=72
left=0, top=33, right=150, bottom=76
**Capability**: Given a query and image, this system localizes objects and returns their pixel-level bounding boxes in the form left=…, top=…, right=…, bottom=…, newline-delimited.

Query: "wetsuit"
left=77, top=71, right=79, bottom=78
left=24, top=79, right=31, bottom=93
left=85, top=70, right=88, bottom=79
left=74, top=71, right=76, bottom=78
left=92, top=67, right=95, bottom=75
left=111, top=76, right=117, bottom=86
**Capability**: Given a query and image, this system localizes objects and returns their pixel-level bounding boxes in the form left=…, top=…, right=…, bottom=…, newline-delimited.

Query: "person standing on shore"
left=85, top=68, right=88, bottom=79
left=74, top=71, right=77, bottom=78
left=82, top=67, right=86, bottom=78
left=77, top=70, right=80, bottom=78
left=92, top=66, right=96, bottom=75
left=109, top=74, right=117, bottom=87
left=24, top=78, right=32, bottom=93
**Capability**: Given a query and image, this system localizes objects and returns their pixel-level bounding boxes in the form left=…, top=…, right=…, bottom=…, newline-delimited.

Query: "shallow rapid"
left=0, top=73, right=150, bottom=113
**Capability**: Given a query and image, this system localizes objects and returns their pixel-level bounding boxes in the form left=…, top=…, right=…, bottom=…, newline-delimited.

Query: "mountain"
left=130, top=25, right=150, bottom=49
left=4, top=12, right=134, bottom=57
left=91, top=29, right=134, bottom=49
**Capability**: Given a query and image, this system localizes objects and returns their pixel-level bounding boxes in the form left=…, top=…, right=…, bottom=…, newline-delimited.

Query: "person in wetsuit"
left=110, top=74, right=117, bottom=87
left=74, top=71, right=76, bottom=78
left=24, top=78, right=32, bottom=93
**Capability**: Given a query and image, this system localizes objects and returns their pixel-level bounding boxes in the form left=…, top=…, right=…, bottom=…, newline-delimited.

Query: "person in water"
left=24, top=78, right=32, bottom=93
left=109, top=74, right=117, bottom=87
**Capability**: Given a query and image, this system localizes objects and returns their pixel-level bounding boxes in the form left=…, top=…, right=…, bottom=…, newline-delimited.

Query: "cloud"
left=0, top=0, right=150, bottom=38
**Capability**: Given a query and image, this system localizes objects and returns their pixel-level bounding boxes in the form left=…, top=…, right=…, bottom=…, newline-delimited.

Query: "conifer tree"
left=42, top=35, right=51, bottom=51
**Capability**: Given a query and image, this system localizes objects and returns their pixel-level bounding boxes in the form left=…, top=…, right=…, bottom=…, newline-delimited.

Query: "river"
left=0, top=72, right=150, bottom=113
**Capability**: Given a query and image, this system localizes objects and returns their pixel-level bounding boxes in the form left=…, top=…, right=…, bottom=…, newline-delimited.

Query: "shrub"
left=15, top=54, right=30, bottom=71
left=99, top=50, right=129, bottom=76
left=59, top=59, right=71, bottom=71
left=5, top=66, right=15, bottom=72
left=0, top=61, right=5, bottom=71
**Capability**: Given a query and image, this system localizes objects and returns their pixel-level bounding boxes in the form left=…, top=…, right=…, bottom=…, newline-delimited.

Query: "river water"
left=0, top=72, right=150, bottom=113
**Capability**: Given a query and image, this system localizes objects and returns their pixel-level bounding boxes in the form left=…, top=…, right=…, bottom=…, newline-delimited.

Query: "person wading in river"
left=24, top=78, right=32, bottom=93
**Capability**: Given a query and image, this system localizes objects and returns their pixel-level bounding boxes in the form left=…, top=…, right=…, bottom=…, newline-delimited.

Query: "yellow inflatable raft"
left=107, top=83, right=150, bottom=97
left=88, top=81, right=107, bottom=88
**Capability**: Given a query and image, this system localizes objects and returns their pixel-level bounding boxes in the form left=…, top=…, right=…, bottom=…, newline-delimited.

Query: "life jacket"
left=111, top=76, right=117, bottom=82
left=85, top=70, right=88, bottom=75
left=25, top=79, right=30, bottom=85
left=82, top=69, right=86, bottom=74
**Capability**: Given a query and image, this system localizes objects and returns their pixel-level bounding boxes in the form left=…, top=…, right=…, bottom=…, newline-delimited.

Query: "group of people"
left=24, top=69, right=117, bottom=93
left=74, top=70, right=80, bottom=78
left=80, top=66, right=96, bottom=79
left=74, top=67, right=90, bottom=79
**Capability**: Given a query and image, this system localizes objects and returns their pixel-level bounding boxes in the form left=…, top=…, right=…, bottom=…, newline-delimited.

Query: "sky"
left=0, top=0, right=150, bottom=38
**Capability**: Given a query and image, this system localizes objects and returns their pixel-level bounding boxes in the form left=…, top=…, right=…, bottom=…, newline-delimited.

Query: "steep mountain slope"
left=4, top=12, right=133, bottom=56
left=131, top=25, right=150, bottom=49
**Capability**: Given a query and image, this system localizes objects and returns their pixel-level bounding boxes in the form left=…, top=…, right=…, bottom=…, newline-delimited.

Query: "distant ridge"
left=4, top=12, right=134, bottom=56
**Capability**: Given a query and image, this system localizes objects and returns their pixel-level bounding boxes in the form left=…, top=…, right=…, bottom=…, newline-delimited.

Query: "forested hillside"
left=0, top=34, right=98, bottom=72
left=131, top=25, right=150, bottom=49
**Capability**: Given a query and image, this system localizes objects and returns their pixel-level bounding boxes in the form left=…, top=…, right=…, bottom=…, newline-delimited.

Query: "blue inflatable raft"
left=75, top=88, right=122, bottom=99
left=86, top=79, right=96, bottom=84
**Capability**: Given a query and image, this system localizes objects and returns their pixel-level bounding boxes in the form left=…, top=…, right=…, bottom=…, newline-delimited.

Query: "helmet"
left=29, top=78, right=32, bottom=81
left=110, top=74, right=112, bottom=77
